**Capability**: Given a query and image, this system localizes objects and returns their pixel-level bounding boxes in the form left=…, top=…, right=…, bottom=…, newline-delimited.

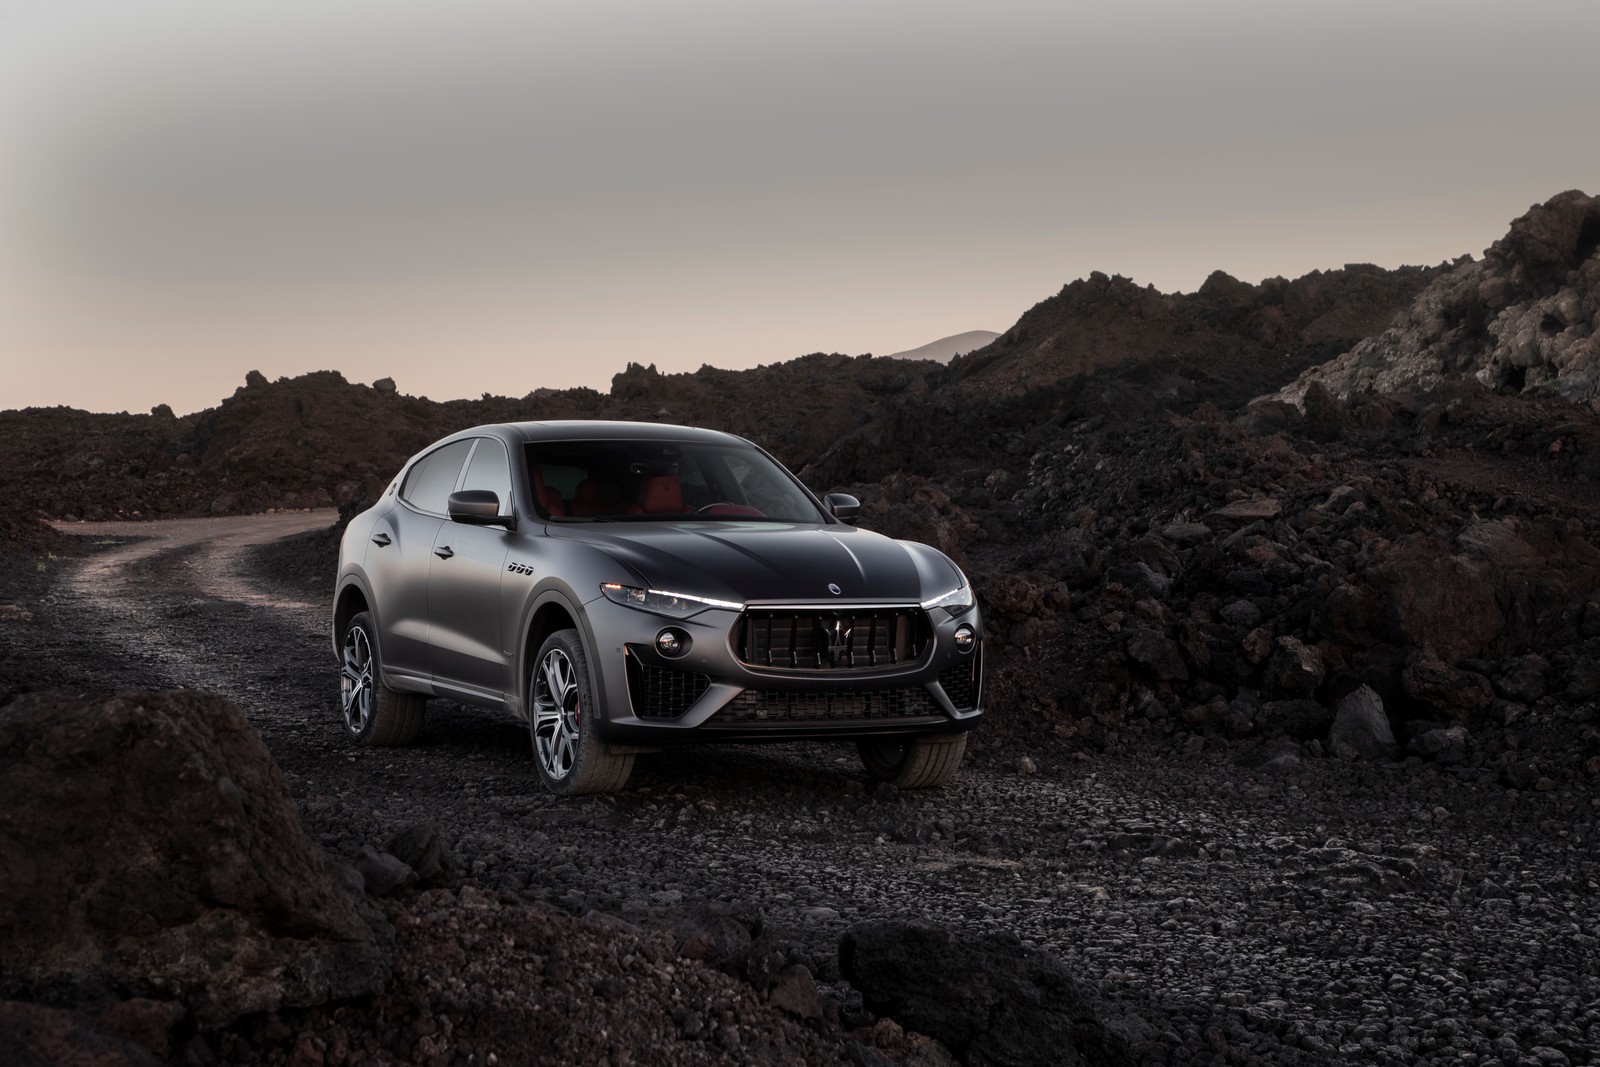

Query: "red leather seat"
left=573, top=478, right=635, bottom=517
left=638, top=475, right=688, bottom=514
left=531, top=466, right=567, bottom=517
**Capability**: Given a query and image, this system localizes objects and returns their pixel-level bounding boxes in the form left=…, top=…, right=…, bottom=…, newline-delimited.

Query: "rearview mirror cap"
left=824, top=492, right=861, bottom=526
left=448, top=490, right=515, bottom=529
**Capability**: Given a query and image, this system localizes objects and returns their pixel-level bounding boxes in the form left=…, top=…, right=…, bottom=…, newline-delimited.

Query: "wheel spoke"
left=341, top=627, right=375, bottom=733
left=543, top=654, right=571, bottom=707
left=555, top=724, right=574, bottom=773
left=532, top=647, right=587, bottom=781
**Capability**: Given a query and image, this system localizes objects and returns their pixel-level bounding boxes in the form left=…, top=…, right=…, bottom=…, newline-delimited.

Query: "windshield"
left=526, top=439, right=829, bottom=523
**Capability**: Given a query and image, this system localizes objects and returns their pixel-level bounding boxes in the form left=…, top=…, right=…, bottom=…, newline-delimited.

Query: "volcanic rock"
left=1266, top=636, right=1326, bottom=696
left=1409, top=724, right=1470, bottom=764
left=1494, top=653, right=1550, bottom=703
left=0, top=1000, right=162, bottom=1067
left=1402, top=657, right=1495, bottom=720
left=1126, top=629, right=1187, bottom=683
left=1254, top=699, right=1333, bottom=741
left=353, top=847, right=417, bottom=897
left=0, top=691, right=386, bottom=1026
left=675, top=900, right=762, bottom=967
left=382, top=822, right=455, bottom=887
left=839, top=921, right=1133, bottom=1067
left=1328, top=685, right=1398, bottom=761
left=1270, top=190, right=1600, bottom=406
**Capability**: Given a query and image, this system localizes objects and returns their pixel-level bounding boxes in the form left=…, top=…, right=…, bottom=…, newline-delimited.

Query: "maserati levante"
left=332, top=421, right=983, bottom=794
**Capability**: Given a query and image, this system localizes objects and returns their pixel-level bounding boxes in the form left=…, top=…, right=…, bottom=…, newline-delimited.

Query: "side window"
left=400, top=439, right=474, bottom=515
left=459, top=438, right=513, bottom=515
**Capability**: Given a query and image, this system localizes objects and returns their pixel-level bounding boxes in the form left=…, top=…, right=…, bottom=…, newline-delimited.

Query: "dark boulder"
left=1402, top=657, right=1495, bottom=720
left=1329, top=685, right=1398, bottom=761
left=383, top=822, right=455, bottom=887
left=839, top=921, right=1133, bottom=1067
left=0, top=691, right=387, bottom=1027
left=1409, top=725, right=1470, bottom=764
left=675, top=900, right=762, bottom=967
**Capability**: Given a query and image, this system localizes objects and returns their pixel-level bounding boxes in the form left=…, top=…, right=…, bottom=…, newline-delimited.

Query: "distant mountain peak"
left=881, top=330, right=1001, bottom=363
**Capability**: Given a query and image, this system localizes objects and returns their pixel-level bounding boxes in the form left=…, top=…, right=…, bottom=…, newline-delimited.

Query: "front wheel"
left=529, top=629, right=634, bottom=795
left=340, top=611, right=426, bottom=746
left=857, top=733, right=968, bottom=789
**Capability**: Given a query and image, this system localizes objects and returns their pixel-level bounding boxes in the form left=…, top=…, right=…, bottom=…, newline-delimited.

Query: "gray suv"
left=332, top=421, right=983, bottom=794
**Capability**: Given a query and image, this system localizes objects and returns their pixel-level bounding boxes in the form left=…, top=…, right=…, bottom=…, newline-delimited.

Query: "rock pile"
left=840, top=920, right=1137, bottom=1067
left=1270, top=190, right=1600, bottom=406
left=0, top=691, right=387, bottom=1028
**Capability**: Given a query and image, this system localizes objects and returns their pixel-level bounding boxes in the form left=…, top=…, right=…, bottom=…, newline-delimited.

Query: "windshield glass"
left=526, top=439, right=828, bottom=523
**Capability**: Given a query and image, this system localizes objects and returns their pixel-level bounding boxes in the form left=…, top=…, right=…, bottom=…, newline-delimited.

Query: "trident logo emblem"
left=821, top=618, right=853, bottom=662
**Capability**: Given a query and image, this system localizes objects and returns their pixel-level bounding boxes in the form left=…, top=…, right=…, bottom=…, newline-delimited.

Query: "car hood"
left=549, top=521, right=958, bottom=604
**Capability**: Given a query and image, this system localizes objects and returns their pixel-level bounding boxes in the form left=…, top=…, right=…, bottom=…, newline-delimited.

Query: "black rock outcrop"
left=0, top=690, right=387, bottom=1026
left=839, top=920, right=1134, bottom=1067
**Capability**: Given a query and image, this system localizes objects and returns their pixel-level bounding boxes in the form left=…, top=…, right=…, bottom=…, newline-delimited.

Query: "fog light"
left=954, top=625, right=976, bottom=653
left=656, top=629, right=689, bottom=657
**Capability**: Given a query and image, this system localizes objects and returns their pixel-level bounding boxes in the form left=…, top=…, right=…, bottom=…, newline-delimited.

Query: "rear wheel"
left=340, top=611, right=426, bottom=746
left=857, top=733, right=968, bottom=789
left=530, top=629, right=634, bottom=795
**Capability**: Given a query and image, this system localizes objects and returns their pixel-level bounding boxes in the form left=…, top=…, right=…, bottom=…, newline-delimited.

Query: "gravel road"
left=27, top=514, right=1600, bottom=1065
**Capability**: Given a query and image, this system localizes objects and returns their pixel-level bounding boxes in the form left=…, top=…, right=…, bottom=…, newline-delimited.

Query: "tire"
left=856, top=732, right=968, bottom=789
left=340, top=611, right=426, bottom=746
left=529, top=629, right=634, bottom=795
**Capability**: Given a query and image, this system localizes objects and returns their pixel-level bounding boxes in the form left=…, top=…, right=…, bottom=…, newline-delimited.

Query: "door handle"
left=371, top=532, right=392, bottom=547
left=434, top=545, right=455, bottom=560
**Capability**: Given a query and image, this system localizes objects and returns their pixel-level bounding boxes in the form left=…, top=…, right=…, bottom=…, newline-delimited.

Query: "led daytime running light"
left=600, top=582, right=744, bottom=617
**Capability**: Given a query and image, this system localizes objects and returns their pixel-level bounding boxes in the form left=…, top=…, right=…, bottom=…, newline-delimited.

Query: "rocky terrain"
left=2, top=190, right=1598, bottom=1064
left=1269, top=191, right=1600, bottom=407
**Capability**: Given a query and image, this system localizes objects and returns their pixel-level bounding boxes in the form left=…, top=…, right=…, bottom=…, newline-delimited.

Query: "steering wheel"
left=697, top=502, right=740, bottom=513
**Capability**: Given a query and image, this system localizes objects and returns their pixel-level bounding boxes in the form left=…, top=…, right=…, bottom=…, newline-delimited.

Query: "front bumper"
left=581, top=597, right=984, bottom=745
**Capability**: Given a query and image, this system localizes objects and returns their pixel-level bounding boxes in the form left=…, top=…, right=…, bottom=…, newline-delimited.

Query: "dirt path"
left=25, top=513, right=1600, bottom=1065
left=51, top=510, right=337, bottom=621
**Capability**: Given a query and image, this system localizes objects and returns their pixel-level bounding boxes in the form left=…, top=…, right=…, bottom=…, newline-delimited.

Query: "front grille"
left=938, top=648, right=982, bottom=711
left=713, top=686, right=941, bottom=724
left=627, top=661, right=712, bottom=721
left=736, top=608, right=931, bottom=671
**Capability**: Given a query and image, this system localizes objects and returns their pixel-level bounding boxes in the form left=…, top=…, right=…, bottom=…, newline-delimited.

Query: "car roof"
left=481, top=421, right=754, bottom=447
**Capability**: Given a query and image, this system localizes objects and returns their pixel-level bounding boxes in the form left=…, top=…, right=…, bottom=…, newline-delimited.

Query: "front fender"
left=331, top=569, right=378, bottom=659
left=512, top=580, right=610, bottom=722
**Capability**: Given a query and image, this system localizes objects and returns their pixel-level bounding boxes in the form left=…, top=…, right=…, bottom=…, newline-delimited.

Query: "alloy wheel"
left=533, top=648, right=581, bottom=780
left=341, top=625, right=374, bottom=735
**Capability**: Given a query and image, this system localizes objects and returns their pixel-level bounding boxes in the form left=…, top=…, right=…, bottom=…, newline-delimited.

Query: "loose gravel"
left=3, top=517, right=1595, bottom=1065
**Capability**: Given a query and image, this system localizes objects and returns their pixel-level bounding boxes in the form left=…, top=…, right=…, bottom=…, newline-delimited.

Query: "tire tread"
left=892, top=733, right=967, bottom=789
left=344, top=611, right=427, bottom=748
left=534, top=630, right=634, bottom=796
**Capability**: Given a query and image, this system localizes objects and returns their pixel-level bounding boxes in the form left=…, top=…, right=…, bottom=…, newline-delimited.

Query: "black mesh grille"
left=629, top=662, right=712, bottom=721
left=736, top=609, right=930, bottom=671
left=713, top=686, right=941, bottom=724
left=938, top=649, right=982, bottom=711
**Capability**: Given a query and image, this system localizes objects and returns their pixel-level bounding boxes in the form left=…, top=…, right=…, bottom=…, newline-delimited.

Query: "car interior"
left=525, top=440, right=814, bottom=522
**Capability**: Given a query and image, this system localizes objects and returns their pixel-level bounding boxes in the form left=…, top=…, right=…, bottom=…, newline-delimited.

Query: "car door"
left=428, top=437, right=516, bottom=701
left=367, top=439, right=474, bottom=683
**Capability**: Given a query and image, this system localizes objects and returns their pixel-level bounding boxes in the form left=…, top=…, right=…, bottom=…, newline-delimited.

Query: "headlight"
left=921, top=579, right=975, bottom=617
left=600, top=583, right=744, bottom=618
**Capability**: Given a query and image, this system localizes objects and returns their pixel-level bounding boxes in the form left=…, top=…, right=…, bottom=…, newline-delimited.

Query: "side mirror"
left=448, top=490, right=515, bottom=529
left=824, top=492, right=861, bottom=526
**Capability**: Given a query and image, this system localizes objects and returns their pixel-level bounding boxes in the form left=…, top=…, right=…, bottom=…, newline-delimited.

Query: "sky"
left=2, top=0, right=1597, bottom=415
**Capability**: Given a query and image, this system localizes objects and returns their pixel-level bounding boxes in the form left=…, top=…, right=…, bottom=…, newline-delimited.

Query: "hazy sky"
left=3, top=0, right=1597, bottom=414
